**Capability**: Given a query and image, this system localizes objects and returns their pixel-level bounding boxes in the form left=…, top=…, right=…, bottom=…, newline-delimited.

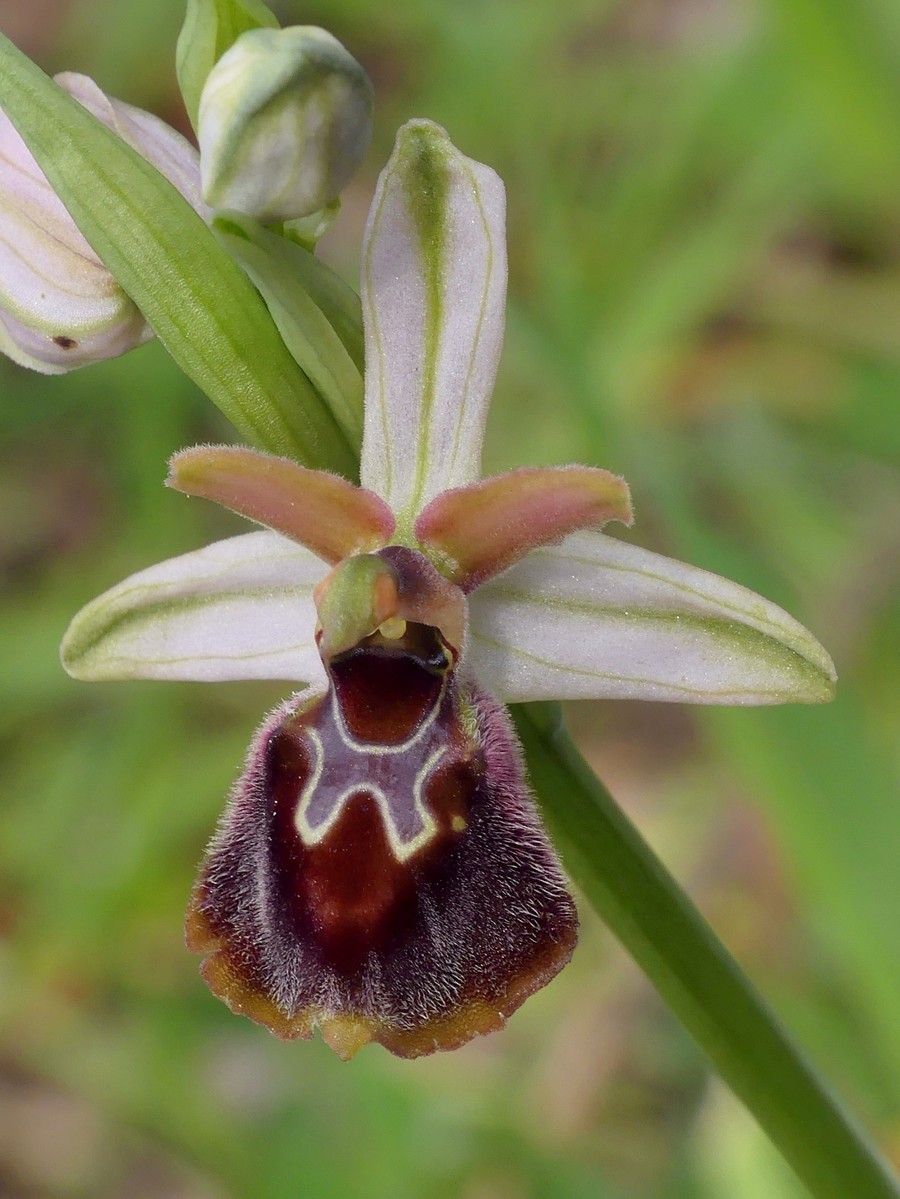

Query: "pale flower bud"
left=197, top=27, right=373, bottom=223
left=0, top=73, right=204, bottom=374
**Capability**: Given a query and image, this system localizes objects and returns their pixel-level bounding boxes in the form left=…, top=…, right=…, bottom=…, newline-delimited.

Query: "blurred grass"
left=0, top=0, right=899, bottom=1195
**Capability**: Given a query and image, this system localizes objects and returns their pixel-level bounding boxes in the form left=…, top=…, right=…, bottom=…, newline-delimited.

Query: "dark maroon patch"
left=328, top=638, right=444, bottom=743
left=187, top=626, right=577, bottom=1057
left=52, top=335, right=77, bottom=349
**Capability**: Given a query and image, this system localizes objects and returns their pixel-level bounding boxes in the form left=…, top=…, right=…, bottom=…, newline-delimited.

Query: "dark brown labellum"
left=186, top=624, right=577, bottom=1058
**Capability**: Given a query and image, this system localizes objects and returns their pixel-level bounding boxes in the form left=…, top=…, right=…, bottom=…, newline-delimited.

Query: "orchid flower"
left=61, top=121, right=835, bottom=1060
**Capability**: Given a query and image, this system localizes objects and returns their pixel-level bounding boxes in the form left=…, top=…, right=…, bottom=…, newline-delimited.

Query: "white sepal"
left=468, top=531, right=836, bottom=705
left=360, top=120, right=507, bottom=523
left=61, top=530, right=329, bottom=684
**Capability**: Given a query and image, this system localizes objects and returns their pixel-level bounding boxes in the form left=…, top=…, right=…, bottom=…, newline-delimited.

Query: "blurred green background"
left=1, top=0, right=899, bottom=1195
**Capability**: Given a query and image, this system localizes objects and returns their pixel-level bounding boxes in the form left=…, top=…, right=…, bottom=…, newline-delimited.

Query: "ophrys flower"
left=62, top=121, right=835, bottom=1059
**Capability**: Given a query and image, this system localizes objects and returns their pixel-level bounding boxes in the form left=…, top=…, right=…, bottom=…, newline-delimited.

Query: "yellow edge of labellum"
left=167, top=444, right=396, bottom=563
left=414, top=465, right=633, bottom=591
left=187, top=893, right=577, bottom=1060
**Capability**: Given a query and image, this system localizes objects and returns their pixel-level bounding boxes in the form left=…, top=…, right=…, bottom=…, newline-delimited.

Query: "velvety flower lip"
left=60, top=119, right=836, bottom=1057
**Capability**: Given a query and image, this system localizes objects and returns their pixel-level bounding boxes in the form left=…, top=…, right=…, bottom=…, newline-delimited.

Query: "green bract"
left=0, top=72, right=203, bottom=373
left=212, top=213, right=364, bottom=444
left=176, top=0, right=280, bottom=131
left=0, top=33, right=356, bottom=476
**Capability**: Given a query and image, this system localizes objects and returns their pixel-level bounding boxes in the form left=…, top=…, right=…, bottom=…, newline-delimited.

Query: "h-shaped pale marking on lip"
left=294, top=683, right=451, bottom=862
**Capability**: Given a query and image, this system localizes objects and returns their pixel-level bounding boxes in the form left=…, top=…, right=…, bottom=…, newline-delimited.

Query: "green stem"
left=514, top=702, right=900, bottom=1199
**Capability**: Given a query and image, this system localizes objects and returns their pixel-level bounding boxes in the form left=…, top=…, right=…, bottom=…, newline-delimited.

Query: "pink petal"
left=168, top=444, right=395, bottom=563
left=415, top=465, right=633, bottom=590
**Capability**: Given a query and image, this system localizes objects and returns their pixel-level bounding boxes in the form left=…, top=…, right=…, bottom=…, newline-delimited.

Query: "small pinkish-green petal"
left=167, top=444, right=395, bottom=563
left=415, top=466, right=633, bottom=591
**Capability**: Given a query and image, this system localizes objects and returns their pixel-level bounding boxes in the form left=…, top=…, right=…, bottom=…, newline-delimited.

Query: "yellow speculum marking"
left=294, top=686, right=449, bottom=863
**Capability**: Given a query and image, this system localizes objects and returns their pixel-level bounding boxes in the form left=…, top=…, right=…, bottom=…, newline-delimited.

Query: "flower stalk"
left=515, top=702, right=900, bottom=1199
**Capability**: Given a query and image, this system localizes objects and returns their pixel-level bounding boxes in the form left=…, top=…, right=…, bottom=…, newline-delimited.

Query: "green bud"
left=176, top=0, right=280, bottom=132
left=198, top=26, right=373, bottom=223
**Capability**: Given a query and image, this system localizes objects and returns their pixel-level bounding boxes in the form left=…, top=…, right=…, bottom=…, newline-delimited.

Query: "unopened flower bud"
left=0, top=73, right=204, bottom=374
left=197, top=27, right=373, bottom=223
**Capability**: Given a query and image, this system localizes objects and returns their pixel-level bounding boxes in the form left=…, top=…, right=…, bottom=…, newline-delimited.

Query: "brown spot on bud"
left=52, top=335, right=77, bottom=349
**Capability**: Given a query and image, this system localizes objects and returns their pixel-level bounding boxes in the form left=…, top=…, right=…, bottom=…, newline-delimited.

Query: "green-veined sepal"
left=61, top=531, right=329, bottom=684
left=360, top=120, right=507, bottom=526
left=470, top=531, right=836, bottom=704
